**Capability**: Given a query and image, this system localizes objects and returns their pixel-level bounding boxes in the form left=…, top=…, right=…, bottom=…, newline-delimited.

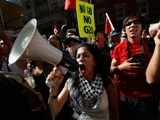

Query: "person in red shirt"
left=110, top=15, right=158, bottom=120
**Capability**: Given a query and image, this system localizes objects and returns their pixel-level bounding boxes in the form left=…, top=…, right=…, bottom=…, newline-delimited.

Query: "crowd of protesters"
left=0, top=14, right=160, bottom=120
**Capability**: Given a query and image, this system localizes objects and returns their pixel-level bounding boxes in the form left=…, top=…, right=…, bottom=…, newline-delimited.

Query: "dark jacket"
left=0, top=71, right=52, bottom=120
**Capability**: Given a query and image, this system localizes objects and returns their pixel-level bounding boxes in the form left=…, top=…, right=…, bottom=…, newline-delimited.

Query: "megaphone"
left=8, top=18, right=78, bottom=71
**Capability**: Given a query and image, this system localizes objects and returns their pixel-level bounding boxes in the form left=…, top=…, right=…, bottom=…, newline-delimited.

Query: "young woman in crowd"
left=47, top=43, right=119, bottom=120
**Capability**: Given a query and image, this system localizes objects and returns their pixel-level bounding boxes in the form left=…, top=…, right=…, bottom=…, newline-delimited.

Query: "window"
left=114, top=3, right=126, bottom=21
left=25, top=1, right=31, bottom=9
left=136, top=0, right=149, bottom=16
left=48, top=0, right=59, bottom=13
left=95, top=8, right=105, bottom=25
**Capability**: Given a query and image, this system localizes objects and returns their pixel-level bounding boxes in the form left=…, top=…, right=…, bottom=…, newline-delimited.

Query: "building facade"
left=95, top=0, right=159, bottom=32
left=0, top=0, right=159, bottom=37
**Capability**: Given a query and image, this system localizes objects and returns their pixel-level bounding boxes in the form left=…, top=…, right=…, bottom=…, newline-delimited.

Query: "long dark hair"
left=75, top=43, right=110, bottom=85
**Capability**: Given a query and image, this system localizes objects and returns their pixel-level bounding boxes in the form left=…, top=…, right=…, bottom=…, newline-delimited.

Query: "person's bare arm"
left=49, top=82, right=69, bottom=114
left=146, top=30, right=160, bottom=84
left=47, top=66, right=69, bottom=115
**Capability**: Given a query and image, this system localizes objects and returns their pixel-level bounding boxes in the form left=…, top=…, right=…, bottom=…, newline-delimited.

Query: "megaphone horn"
left=8, top=18, right=77, bottom=71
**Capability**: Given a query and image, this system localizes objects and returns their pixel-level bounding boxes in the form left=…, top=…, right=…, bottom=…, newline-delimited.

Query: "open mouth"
left=79, top=64, right=86, bottom=74
left=79, top=64, right=85, bottom=70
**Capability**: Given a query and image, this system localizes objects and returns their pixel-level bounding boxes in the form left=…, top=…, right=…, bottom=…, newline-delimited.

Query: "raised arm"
left=146, top=29, right=160, bottom=84
left=49, top=82, right=69, bottom=114
left=47, top=66, right=69, bottom=115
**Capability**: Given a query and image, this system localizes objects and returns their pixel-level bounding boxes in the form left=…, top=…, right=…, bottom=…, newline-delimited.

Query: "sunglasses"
left=125, top=20, right=141, bottom=26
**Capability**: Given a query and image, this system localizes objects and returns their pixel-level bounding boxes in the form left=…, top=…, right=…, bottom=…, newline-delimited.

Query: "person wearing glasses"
left=110, top=15, right=158, bottom=120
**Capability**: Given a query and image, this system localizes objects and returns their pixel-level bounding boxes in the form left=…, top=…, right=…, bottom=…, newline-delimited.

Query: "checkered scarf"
left=78, top=74, right=103, bottom=108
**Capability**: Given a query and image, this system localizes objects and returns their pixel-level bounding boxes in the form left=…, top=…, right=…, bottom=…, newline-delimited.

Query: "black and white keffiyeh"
left=78, top=74, right=103, bottom=108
